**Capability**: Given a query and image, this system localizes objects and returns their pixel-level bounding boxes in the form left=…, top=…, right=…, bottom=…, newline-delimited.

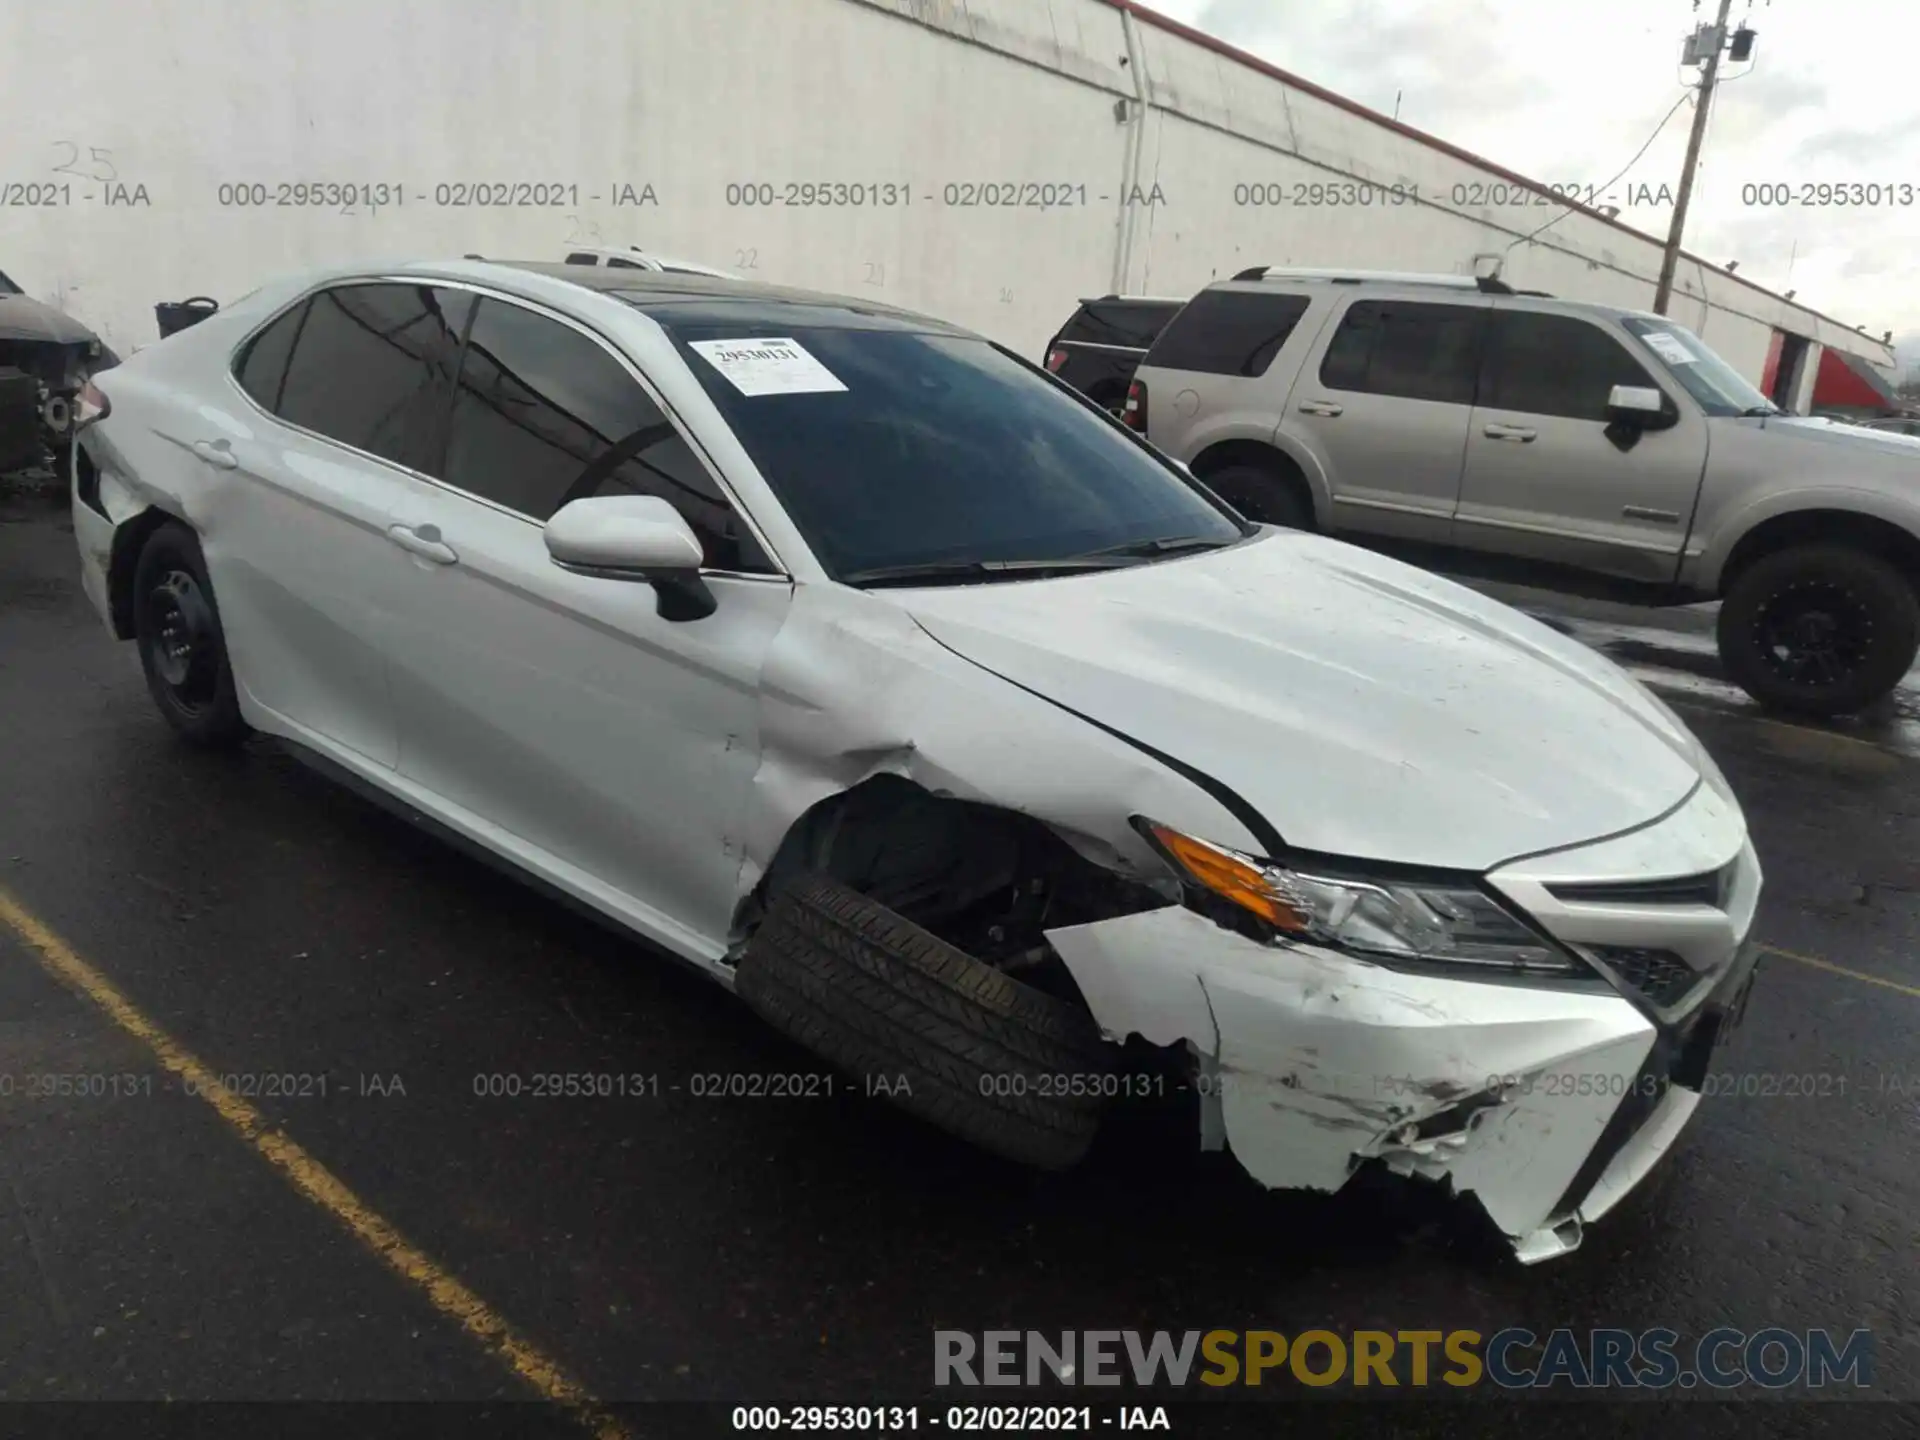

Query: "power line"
left=1503, top=88, right=1695, bottom=257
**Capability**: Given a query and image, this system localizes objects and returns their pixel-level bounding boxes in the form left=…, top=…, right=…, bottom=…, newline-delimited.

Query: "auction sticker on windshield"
left=688, top=337, right=848, bottom=396
left=1640, top=331, right=1696, bottom=365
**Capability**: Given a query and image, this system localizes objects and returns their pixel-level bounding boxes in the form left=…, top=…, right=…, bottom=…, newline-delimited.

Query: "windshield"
left=657, top=321, right=1246, bottom=581
left=1618, top=317, right=1776, bottom=416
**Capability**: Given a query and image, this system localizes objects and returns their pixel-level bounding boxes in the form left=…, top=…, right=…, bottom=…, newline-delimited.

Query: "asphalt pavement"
left=2, top=484, right=1916, bottom=1437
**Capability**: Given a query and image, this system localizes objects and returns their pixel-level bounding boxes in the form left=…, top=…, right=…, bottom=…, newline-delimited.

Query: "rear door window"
left=233, top=301, right=309, bottom=413
left=1479, top=311, right=1660, bottom=422
left=273, top=282, right=475, bottom=472
left=1318, top=299, right=1485, bottom=405
left=1144, top=290, right=1311, bottom=377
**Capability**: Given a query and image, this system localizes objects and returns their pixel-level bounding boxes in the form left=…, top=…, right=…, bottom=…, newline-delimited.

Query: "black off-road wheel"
left=734, top=873, right=1113, bottom=1171
left=131, top=522, right=250, bottom=747
left=1202, top=462, right=1313, bottom=529
left=1717, top=544, right=1920, bottom=717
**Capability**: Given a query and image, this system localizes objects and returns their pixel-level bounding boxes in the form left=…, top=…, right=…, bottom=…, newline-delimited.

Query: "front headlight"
left=1138, top=820, right=1585, bottom=977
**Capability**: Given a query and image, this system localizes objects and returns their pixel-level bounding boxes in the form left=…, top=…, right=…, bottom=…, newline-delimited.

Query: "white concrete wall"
left=2, top=0, right=1891, bottom=388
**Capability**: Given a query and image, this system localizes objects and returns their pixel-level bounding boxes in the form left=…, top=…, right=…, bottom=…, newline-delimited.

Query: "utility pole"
left=1653, top=0, right=1737, bottom=315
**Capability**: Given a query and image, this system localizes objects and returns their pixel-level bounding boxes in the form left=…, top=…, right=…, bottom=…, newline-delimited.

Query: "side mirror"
left=1606, top=384, right=1676, bottom=430
left=545, top=495, right=716, bottom=621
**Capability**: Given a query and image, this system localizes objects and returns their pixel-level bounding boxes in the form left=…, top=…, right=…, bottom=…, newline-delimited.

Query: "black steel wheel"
left=131, top=522, right=249, bottom=746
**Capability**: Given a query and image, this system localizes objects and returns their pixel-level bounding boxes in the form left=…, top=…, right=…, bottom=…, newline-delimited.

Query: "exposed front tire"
left=1202, top=462, right=1313, bottom=529
left=131, top=521, right=250, bottom=747
left=1717, top=544, right=1919, bottom=716
left=734, top=872, right=1112, bottom=1171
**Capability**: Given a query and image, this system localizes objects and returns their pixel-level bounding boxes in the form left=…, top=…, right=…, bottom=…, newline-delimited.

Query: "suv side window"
left=1061, top=300, right=1182, bottom=350
left=1144, top=290, right=1311, bottom=377
left=564, top=252, right=600, bottom=265
left=1480, top=311, right=1660, bottom=422
left=1319, top=299, right=1484, bottom=405
left=273, top=283, right=475, bottom=472
left=441, top=298, right=775, bottom=572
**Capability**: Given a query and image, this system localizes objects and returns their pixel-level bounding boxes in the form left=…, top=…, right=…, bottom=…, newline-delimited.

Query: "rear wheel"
left=734, top=872, right=1112, bottom=1170
left=132, top=522, right=249, bottom=747
left=1201, top=462, right=1312, bottom=530
left=1716, top=544, right=1919, bottom=716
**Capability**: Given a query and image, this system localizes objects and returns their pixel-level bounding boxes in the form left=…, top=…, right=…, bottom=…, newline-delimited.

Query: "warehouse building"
left=0, top=0, right=1896, bottom=408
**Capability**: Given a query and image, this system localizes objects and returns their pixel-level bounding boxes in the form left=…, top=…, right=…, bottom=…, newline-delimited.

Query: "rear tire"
left=1202, top=462, right=1313, bottom=529
left=131, top=522, right=250, bottom=747
left=734, top=872, right=1112, bottom=1171
left=1716, top=544, right=1919, bottom=716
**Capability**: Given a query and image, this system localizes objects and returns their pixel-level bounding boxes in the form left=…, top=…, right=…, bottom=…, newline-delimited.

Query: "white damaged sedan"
left=70, top=259, right=1761, bottom=1263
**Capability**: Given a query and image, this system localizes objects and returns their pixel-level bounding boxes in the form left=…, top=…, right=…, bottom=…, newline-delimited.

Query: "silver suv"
left=1125, top=268, right=1920, bottom=717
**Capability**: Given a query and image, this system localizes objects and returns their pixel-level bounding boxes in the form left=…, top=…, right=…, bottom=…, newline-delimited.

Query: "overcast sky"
left=1143, top=0, right=1920, bottom=372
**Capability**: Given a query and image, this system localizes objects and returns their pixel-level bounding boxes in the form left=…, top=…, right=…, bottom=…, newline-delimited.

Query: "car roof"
left=485, top=260, right=974, bottom=333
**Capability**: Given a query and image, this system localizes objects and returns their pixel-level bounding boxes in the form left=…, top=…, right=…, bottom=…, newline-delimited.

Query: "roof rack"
left=1227, top=266, right=1552, bottom=298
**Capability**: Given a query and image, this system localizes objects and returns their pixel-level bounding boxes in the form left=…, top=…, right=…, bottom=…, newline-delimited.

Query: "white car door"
left=207, top=281, right=473, bottom=767
left=377, top=292, right=791, bottom=957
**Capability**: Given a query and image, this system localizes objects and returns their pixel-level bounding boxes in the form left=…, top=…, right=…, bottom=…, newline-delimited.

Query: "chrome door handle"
left=1298, top=400, right=1345, bottom=417
left=387, top=523, right=458, bottom=564
left=192, top=439, right=239, bottom=469
left=1483, top=423, right=1537, bottom=442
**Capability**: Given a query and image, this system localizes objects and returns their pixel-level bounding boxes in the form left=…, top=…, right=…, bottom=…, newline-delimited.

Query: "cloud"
left=1794, top=118, right=1920, bottom=165
left=1149, top=0, right=1920, bottom=336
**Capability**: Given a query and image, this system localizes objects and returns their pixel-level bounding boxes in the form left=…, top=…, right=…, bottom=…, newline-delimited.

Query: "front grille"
left=1547, top=861, right=1733, bottom=909
left=1586, top=946, right=1702, bottom=1009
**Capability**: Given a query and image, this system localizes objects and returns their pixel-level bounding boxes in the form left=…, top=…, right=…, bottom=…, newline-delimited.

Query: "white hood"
left=891, top=530, right=1703, bottom=871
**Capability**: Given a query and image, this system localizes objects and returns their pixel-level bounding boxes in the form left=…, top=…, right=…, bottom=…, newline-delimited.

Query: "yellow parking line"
left=0, top=886, right=629, bottom=1440
left=1761, top=943, right=1920, bottom=1000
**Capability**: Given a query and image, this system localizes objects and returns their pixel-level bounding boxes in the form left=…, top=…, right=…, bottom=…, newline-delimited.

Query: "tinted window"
left=1480, top=312, right=1660, bottom=422
left=607, top=258, right=647, bottom=270
left=442, top=299, right=772, bottom=572
left=233, top=301, right=308, bottom=412
left=1145, top=290, right=1311, bottom=376
left=1060, top=300, right=1183, bottom=349
left=1319, top=300, right=1484, bottom=404
left=0, top=270, right=20, bottom=295
left=564, top=252, right=599, bottom=265
left=656, top=320, right=1245, bottom=580
left=276, top=284, right=473, bottom=471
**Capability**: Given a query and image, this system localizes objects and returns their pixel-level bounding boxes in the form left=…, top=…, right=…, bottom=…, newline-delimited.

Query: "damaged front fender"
left=731, top=583, right=1266, bottom=935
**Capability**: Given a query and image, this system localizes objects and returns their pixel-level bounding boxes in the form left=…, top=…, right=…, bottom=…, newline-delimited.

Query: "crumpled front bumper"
left=1044, top=778, right=1761, bottom=1263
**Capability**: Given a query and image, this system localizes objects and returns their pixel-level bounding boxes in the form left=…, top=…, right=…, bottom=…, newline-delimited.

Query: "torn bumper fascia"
left=1045, top=779, right=1762, bottom=1264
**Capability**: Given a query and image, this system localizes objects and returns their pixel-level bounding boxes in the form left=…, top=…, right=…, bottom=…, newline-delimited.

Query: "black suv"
left=1043, top=296, right=1185, bottom=414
